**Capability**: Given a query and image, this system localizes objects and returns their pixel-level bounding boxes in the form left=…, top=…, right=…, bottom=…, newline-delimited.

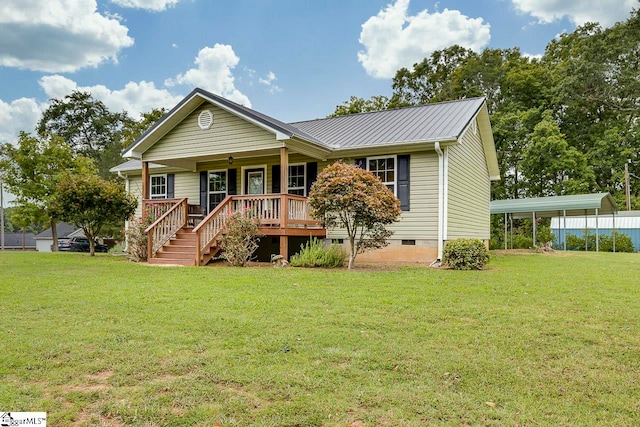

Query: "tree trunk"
left=348, top=236, right=356, bottom=269
left=51, top=218, right=58, bottom=252
left=89, top=239, right=95, bottom=257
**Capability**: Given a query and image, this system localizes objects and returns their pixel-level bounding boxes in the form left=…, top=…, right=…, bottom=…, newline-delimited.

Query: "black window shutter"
left=306, top=162, right=317, bottom=195
left=397, top=154, right=410, bottom=211
left=272, top=165, right=281, bottom=193
left=227, top=168, right=237, bottom=195
left=199, top=171, right=208, bottom=210
left=355, top=158, right=366, bottom=169
left=166, top=174, right=175, bottom=198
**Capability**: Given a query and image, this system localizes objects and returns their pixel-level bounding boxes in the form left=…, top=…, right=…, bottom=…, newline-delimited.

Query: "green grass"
left=0, top=251, right=639, bottom=426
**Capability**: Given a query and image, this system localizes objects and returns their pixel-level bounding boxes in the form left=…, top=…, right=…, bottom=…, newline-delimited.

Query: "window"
left=208, top=170, right=227, bottom=211
left=150, top=174, right=167, bottom=199
left=288, top=164, right=306, bottom=196
left=368, top=156, right=396, bottom=195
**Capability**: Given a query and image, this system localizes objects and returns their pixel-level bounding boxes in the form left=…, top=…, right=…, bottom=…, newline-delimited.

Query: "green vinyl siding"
left=128, top=176, right=144, bottom=218
left=447, top=123, right=491, bottom=239
left=144, top=103, right=282, bottom=162
left=325, top=151, right=439, bottom=241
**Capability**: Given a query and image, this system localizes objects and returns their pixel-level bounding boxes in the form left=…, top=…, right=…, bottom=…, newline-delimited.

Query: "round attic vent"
left=198, top=109, right=214, bottom=130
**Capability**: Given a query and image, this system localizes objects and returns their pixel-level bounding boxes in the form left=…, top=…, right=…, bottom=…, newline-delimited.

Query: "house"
left=35, top=222, right=83, bottom=252
left=112, top=88, right=499, bottom=266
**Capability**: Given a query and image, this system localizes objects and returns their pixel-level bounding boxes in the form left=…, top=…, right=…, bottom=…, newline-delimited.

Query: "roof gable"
left=123, top=88, right=324, bottom=159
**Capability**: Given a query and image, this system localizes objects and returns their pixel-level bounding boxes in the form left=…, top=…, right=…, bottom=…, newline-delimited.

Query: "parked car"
left=57, top=237, right=108, bottom=253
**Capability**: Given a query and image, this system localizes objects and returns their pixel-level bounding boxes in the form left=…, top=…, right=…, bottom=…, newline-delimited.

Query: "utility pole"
left=625, top=161, right=631, bottom=211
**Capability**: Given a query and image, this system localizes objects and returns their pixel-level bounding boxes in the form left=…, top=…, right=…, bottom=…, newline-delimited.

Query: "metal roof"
left=290, top=97, right=486, bottom=149
left=490, top=193, right=617, bottom=219
left=110, top=160, right=166, bottom=173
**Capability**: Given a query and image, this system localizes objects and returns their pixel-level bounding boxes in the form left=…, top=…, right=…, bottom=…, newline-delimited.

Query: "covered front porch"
left=142, top=190, right=325, bottom=266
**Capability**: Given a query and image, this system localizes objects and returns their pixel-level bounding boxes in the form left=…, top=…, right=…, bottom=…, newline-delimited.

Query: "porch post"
left=142, top=161, right=150, bottom=200
left=280, top=147, right=289, bottom=259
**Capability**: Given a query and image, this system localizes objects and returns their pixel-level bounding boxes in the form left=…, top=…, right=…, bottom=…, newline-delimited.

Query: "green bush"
left=442, top=238, right=490, bottom=270
left=219, top=212, right=263, bottom=267
left=512, top=234, right=534, bottom=249
left=290, top=238, right=346, bottom=268
left=564, top=231, right=634, bottom=253
left=125, top=215, right=155, bottom=262
left=536, top=225, right=555, bottom=246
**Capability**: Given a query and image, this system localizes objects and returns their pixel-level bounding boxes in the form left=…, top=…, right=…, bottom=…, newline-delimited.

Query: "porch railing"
left=193, top=196, right=234, bottom=264
left=192, top=194, right=320, bottom=265
left=144, top=198, right=188, bottom=260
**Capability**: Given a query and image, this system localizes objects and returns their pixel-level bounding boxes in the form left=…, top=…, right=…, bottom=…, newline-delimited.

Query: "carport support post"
left=510, top=214, right=513, bottom=249
left=584, top=213, right=588, bottom=251
left=595, top=208, right=599, bottom=252
left=612, top=211, right=616, bottom=253
left=563, top=209, right=567, bottom=251
left=532, top=211, right=537, bottom=247
left=504, top=213, right=508, bottom=250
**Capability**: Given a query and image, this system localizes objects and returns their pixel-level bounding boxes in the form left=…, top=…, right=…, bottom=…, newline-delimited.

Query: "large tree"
left=51, top=174, right=136, bottom=256
left=37, top=91, right=131, bottom=178
left=308, top=161, right=401, bottom=269
left=0, top=132, right=94, bottom=249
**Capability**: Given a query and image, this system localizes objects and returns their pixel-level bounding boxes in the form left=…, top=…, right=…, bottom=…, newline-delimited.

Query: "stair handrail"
left=144, top=198, right=188, bottom=260
left=193, top=195, right=234, bottom=264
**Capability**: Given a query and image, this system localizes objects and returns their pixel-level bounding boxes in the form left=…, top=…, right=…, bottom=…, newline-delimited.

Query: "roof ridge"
left=289, top=96, right=486, bottom=125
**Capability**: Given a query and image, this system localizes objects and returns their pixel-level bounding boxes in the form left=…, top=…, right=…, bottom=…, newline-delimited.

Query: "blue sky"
left=0, top=0, right=637, bottom=147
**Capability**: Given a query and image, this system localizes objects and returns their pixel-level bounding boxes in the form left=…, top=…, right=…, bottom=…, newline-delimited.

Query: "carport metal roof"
left=490, top=193, right=617, bottom=219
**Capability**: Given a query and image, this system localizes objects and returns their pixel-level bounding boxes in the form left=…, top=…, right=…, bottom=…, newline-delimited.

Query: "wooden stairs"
left=147, top=227, right=220, bottom=266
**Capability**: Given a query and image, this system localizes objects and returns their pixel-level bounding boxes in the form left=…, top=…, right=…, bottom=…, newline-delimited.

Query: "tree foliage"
left=218, top=212, right=262, bottom=267
left=308, top=161, right=401, bottom=269
left=331, top=9, right=640, bottom=208
left=37, top=91, right=131, bottom=178
left=0, top=132, right=94, bottom=249
left=50, top=174, right=136, bottom=256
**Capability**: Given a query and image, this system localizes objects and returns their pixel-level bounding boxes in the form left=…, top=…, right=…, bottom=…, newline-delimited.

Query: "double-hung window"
left=208, top=170, right=227, bottom=212
left=288, top=164, right=306, bottom=196
left=150, top=174, right=167, bottom=199
left=368, top=156, right=396, bottom=195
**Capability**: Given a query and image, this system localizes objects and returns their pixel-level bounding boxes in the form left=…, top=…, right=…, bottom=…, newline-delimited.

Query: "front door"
left=245, top=168, right=265, bottom=195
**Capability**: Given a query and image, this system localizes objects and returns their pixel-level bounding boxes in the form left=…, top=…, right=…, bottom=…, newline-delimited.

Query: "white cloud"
left=523, top=52, right=543, bottom=61
left=358, top=0, right=491, bottom=79
left=38, top=75, right=183, bottom=120
left=511, top=0, right=637, bottom=27
left=110, top=0, right=183, bottom=11
left=0, top=97, right=43, bottom=143
left=258, top=71, right=282, bottom=94
left=165, top=44, right=251, bottom=107
left=0, top=0, right=133, bottom=73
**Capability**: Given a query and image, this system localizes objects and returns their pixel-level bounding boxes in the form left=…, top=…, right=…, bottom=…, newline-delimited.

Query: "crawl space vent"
left=198, top=109, right=214, bottom=130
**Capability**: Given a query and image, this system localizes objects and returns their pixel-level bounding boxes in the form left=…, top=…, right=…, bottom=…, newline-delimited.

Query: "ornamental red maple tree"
left=308, top=161, right=401, bottom=269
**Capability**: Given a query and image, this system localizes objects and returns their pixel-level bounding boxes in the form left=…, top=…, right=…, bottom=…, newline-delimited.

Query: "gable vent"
left=198, top=109, right=214, bottom=130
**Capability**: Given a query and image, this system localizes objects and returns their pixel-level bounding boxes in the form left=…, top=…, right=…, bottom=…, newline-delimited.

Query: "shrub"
left=536, top=225, right=555, bottom=246
left=218, top=212, right=262, bottom=267
left=564, top=231, right=634, bottom=253
left=125, top=215, right=154, bottom=262
left=442, top=238, right=490, bottom=270
left=512, top=234, right=534, bottom=249
left=290, top=238, right=346, bottom=268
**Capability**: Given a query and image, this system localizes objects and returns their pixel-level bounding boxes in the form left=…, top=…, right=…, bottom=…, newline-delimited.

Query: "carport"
left=490, top=193, right=618, bottom=251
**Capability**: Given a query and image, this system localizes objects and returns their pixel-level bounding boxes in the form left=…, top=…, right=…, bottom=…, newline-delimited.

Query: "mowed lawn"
left=0, top=252, right=638, bottom=426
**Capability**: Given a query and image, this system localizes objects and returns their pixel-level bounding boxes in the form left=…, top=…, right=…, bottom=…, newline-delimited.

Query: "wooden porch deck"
left=143, top=195, right=325, bottom=266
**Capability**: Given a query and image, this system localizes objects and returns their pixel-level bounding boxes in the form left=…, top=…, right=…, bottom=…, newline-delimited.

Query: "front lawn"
left=0, top=252, right=638, bottom=426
